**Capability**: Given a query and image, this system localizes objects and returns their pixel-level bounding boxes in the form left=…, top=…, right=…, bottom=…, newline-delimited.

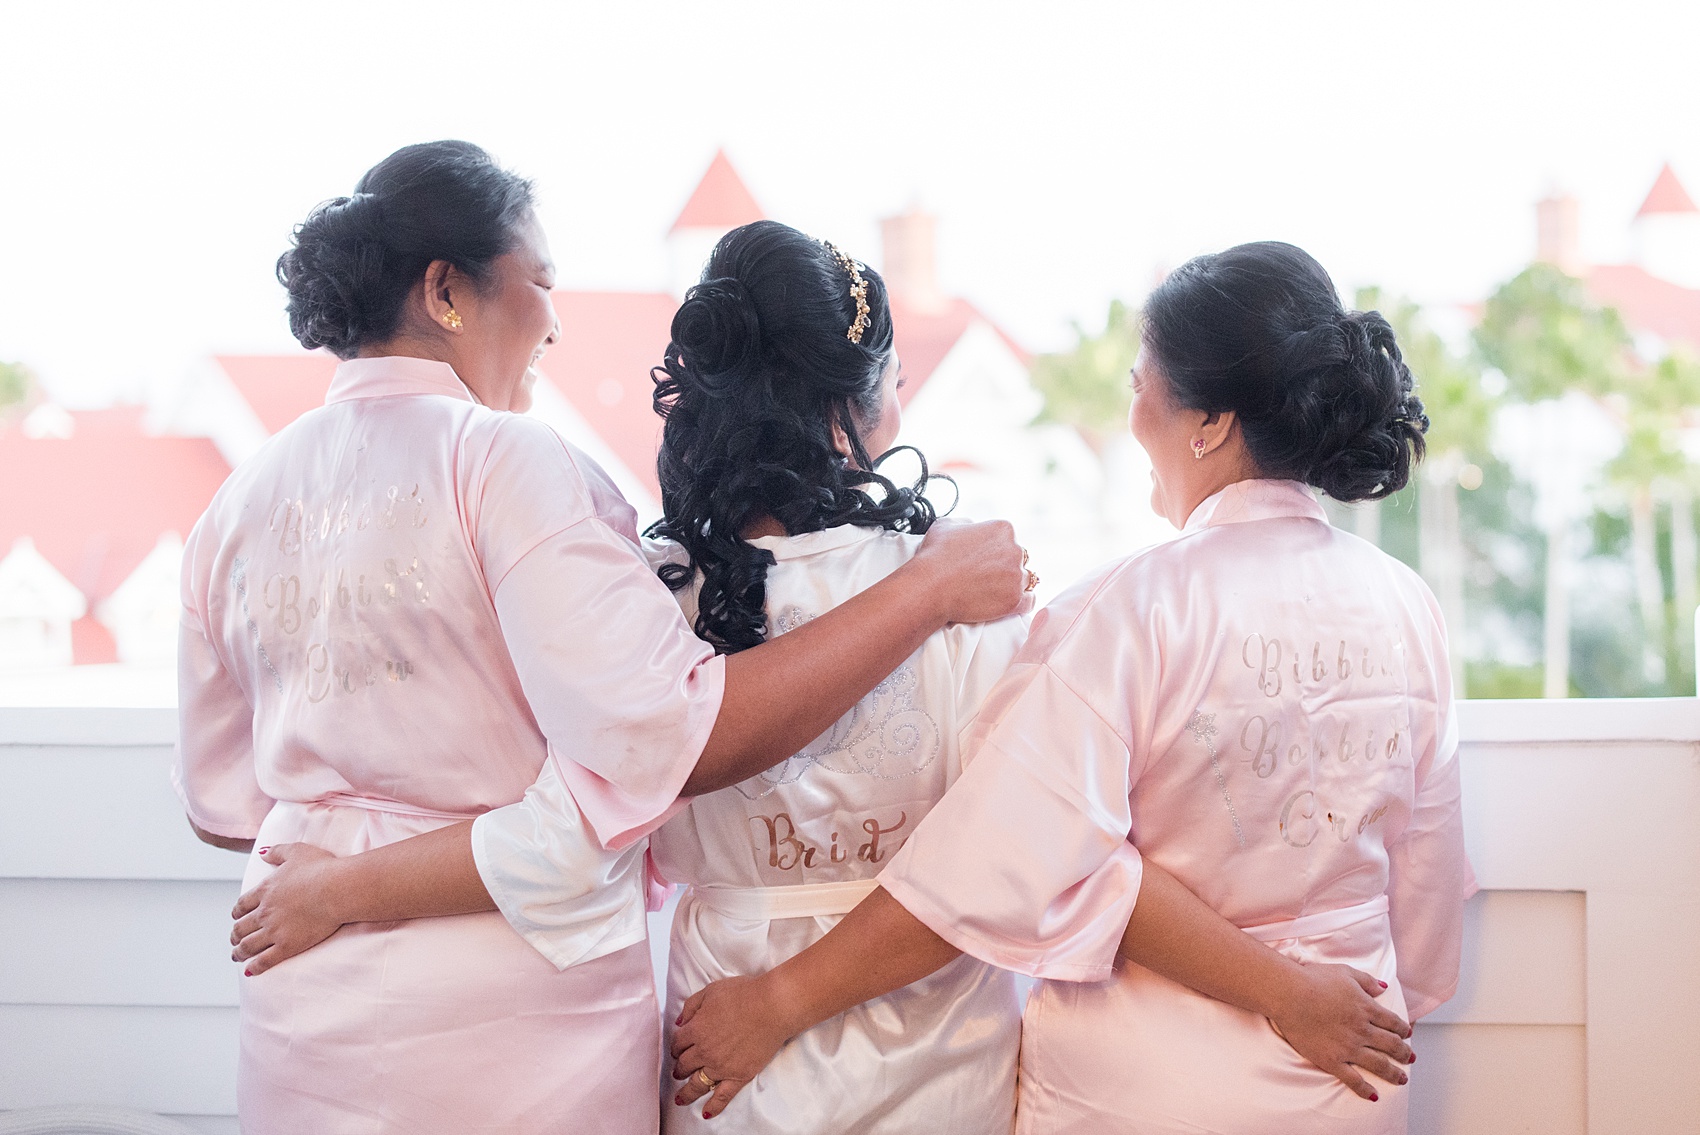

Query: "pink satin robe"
left=647, top=526, right=1027, bottom=1134
left=173, top=356, right=725, bottom=1135
left=879, top=479, right=1476, bottom=1135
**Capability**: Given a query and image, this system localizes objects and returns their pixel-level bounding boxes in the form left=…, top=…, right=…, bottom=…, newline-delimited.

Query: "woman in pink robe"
left=669, top=242, right=1474, bottom=1134
left=178, top=142, right=1031, bottom=1135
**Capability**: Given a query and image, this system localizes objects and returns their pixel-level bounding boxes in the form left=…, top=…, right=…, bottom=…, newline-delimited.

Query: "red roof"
left=669, top=150, right=764, bottom=233
left=0, top=432, right=230, bottom=606
left=889, top=295, right=1029, bottom=406
left=68, top=406, right=148, bottom=435
left=1586, top=263, right=1700, bottom=350
left=539, top=291, right=679, bottom=498
left=215, top=353, right=338, bottom=433
left=1636, top=163, right=1699, bottom=218
left=71, top=614, right=118, bottom=666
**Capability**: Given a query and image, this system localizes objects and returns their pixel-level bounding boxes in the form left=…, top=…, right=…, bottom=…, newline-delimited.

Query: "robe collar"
left=1182, top=479, right=1326, bottom=534
left=748, top=524, right=885, bottom=561
left=325, top=356, right=477, bottom=406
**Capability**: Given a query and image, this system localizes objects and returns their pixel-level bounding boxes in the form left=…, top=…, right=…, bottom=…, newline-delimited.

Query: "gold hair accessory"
left=821, top=240, right=871, bottom=344
left=444, top=309, right=463, bottom=331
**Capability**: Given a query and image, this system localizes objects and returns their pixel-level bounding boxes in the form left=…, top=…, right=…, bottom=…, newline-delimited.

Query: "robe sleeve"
left=482, top=515, right=723, bottom=848
left=942, top=612, right=1030, bottom=734
left=464, top=418, right=723, bottom=967
left=878, top=658, right=1144, bottom=981
left=1386, top=592, right=1477, bottom=1019
left=172, top=516, right=273, bottom=840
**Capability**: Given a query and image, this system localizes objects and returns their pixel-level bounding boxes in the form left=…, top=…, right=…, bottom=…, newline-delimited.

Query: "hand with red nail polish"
left=668, top=973, right=788, bottom=1118
left=228, top=842, right=345, bottom=976
left=1265, top=963, right=1414, bottom=1103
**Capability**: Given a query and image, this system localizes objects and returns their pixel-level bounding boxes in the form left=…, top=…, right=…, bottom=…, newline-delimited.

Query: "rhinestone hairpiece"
left=821, top=240, right=871, bottom=345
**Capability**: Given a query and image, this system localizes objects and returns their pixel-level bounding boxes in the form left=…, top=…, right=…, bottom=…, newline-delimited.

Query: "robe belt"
left=1240, top=895, right=1390, bottom=943
left=692, top=878, right=881, bottom=921
left=316, top=791, right=485, bottom=823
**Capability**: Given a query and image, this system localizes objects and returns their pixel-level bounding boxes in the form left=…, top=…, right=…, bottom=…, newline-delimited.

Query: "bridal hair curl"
left=1142, top=241, right=1429, bottom=502
left=276, top=140, right=534, bottom=358
left=648, top=220, right=940, bottom=653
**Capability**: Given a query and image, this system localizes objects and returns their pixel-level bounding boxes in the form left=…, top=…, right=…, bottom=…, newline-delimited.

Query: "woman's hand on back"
left=1269, top=963, right=1415, bottom=1101
left=230, top=843, right=348, bottom=976
left=910, top=519, right=1033, bottom=625
left=669, top=973, right=798, bottom=1119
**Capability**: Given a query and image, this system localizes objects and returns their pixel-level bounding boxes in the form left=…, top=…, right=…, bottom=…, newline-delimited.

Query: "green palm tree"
left=1476, top=264, right=1634, bottom=697
left=1608, top=350, right=1700, bottom=686
left=1029, top=300, right=1140, bottom=450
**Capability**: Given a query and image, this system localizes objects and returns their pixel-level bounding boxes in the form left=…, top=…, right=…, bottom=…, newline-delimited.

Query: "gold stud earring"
left=1193, top=438, right=1207, bottom=460
left=444, top=309, right=463, bottom=330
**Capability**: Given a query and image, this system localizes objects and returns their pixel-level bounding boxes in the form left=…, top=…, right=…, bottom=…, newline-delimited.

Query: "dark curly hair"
left=646, top=220, right=942, bottom=653
left=276, top=140, right=535, bottom=358
left=1142, top=241, right=1429, bottom=502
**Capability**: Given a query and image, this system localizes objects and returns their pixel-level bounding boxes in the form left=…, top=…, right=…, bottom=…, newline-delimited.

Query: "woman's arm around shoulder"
left=229, top=517, right=1033, bottom=974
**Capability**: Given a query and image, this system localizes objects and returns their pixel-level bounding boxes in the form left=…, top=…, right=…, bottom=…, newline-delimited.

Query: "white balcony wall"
left=3, top=699, right=1698, bottom=1133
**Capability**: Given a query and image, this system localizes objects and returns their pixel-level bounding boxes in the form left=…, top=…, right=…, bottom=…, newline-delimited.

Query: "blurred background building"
left=0, top=152, right=1167, bottom=704
left=2, top=155, right=1698, bottom=703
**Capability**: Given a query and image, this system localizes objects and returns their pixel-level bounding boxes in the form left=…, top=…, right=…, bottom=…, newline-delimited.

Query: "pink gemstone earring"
left=1193, top=438, right=1207, bottom=460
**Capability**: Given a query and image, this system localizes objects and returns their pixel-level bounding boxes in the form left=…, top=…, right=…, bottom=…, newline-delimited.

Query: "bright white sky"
left=4, top=0, right=1696, bottom=405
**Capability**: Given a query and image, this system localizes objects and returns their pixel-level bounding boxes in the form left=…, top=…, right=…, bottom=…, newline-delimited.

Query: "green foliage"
left=1030, top=300, right=1140, bottom=444
left=0, top=361, right=33, bottom=414
left=1607, top=349, right=1700, bottom=489
left=1375, top=482, right=1421, bottom=571
left=1341, top=273, right=1700, bottom=699
left=1465, top=661, right=1546, bottom=699
left=1590, top=508, right=1632, bottom=557
left=1474, top=263, right=1633, bottom=402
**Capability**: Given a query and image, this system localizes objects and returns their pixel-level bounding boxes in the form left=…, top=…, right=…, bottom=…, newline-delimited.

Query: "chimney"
left=1535, top=192, right=1582, bottom=276
left=880, top=207, right=947, bottom=313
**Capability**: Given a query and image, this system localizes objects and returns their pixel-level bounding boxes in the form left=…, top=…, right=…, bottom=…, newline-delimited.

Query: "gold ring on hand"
left=1024, top=569, right=1040, bottom=592
left=692, top=1069, right=717, bottom=1091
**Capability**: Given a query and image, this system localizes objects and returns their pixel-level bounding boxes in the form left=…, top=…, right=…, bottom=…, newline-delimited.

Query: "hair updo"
left=276, top=140, right=535, bottom=358
left=647, top=219, right=941, bottom=653
left=1142, top=241, right=1428, bottom=502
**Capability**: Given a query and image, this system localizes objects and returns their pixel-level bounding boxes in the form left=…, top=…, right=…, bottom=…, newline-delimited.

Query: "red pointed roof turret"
left=670, top=150, right=764, bottom=233
left=1636, top=163, right=1699, bottom=218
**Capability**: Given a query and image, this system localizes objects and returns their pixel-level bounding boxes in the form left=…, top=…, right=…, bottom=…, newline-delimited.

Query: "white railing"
left=2, top=701, right=1697, bottom=1134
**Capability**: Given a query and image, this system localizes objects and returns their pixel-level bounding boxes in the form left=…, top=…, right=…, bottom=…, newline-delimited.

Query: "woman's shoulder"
left=460, top=412, right=638, bottom=537
left=756, top=523, right=919, bottom=559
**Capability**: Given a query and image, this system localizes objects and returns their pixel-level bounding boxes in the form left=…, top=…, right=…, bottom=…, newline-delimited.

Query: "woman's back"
left=651, top=524, right=1022, bottom=889
left=652, top=524, right=1027, bottom=1134
left=181, top=358, right=570, bottom=821
left=885, top=479, right=1468, bottom=1134
left=178, top=355, right=705, bottom=1135
left=1049, top=479, right=1454, bottom=931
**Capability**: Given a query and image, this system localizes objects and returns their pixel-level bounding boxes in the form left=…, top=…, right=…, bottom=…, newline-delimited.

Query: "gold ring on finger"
left=1024, top=569, right=1039, bottom=592
left=692, top=1069, right=717, bottom=1091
